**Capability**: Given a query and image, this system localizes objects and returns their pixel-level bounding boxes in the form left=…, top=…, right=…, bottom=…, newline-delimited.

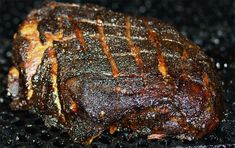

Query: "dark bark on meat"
left=7, top=1, right=223, bottom=144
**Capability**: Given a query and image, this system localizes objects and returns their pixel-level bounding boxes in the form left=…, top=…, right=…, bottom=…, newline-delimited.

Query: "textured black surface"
left=0, top=0, right=235, bottom=147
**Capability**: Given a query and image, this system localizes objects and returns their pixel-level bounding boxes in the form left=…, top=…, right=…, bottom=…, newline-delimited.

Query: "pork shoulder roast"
left=7, top=2, right=223, bottom=144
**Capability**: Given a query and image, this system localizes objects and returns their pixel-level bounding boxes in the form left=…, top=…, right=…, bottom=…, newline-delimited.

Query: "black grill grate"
left=0, top=0, right=235, bottom=147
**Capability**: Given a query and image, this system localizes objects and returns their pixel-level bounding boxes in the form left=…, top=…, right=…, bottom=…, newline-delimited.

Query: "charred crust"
left=9, top=1, right=223, bottom=144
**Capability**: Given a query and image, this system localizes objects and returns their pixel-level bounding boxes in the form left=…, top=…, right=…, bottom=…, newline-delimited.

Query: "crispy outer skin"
left=8, top=1, right=223, bottom=144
